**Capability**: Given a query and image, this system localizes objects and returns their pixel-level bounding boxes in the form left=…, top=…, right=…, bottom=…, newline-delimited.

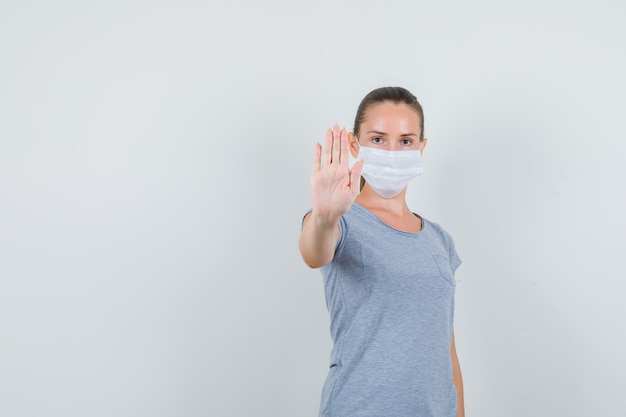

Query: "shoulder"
left=423, top=217, right=452, bottom=236
left=422, top=217, right=457, bottom=246
left=422, top=217, right=462, bottom=270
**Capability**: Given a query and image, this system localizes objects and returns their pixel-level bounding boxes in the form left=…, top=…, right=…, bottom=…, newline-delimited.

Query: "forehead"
left=361, top=101, right=422, bottom=133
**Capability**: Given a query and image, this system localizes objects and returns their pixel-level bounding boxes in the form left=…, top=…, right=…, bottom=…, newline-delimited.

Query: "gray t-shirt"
left=318, top=203, right=462, bottom=417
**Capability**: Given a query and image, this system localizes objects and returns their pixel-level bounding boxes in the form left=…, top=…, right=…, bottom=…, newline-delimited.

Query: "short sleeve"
left=300, top=208, right=312, bottom=229
left=334, top=214, right=348, bottom=258
left=448, top=235, right=462, bottom=273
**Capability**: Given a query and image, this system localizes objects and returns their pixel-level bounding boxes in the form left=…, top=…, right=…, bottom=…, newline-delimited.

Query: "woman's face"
left=350, top=101, right=426, bottom=156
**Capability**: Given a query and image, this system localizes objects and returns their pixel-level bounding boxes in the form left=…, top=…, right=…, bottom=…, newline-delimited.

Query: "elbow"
left=300, top=253, right=331, bottom=269
left=302, top=259, right=320, bottom=269
left=298, top=234, right=334, bottom=269
left=298, top=244, right=332, bottom=269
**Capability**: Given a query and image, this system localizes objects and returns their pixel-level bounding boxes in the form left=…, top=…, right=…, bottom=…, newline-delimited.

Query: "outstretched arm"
left=298, top=124, right=363, bottom=268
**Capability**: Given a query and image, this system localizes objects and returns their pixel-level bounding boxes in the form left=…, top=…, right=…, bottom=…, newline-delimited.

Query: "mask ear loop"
left=350, top=134, right=366, bottom=192
left=418, top=139, right=423, bottom=155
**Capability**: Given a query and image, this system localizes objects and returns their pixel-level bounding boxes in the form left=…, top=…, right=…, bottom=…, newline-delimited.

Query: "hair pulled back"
left=353, top=86, right=424, bottom=140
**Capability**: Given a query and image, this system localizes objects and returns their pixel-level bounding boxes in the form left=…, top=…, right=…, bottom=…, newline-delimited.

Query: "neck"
left=356, top=186, right=410, bottom=216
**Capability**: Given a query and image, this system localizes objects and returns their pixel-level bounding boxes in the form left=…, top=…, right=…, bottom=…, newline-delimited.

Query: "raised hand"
left=310, top=124, right=364, bottom=223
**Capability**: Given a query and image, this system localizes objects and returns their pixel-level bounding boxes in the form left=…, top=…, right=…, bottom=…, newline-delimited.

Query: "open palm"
left=310, top=124, right=364, bottom=220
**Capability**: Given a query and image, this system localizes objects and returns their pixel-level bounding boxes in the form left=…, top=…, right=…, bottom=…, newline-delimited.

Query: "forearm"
left=453, top=360, right=464, bottom=417
left=298, top=211, right=340, bottom=268
left=451, top=332, right=465, bottom=417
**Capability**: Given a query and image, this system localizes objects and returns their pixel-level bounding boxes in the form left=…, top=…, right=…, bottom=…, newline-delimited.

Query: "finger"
left=331, top=123, right=341, bottom=164
left=312, top=142, right=321, bottom=172
left=322, top=128, right=332, bottom=167
left=349, top=159, right=365, bottom=193
left=340, top=127, right=349, bottom=166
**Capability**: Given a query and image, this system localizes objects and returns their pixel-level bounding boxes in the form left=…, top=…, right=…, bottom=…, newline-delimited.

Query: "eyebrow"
left=366, top=130, right=419, bottom=137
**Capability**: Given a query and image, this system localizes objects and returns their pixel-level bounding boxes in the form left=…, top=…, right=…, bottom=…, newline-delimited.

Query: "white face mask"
left=357, top=143, right=423, bottom=198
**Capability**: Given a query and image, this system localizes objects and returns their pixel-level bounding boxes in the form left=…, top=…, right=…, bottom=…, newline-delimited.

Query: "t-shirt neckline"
left=352, top=202, right=425, bottom=236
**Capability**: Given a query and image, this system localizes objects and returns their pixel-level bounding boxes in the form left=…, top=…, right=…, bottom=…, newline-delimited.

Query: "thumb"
left=349, top=159, right=365, bottom=189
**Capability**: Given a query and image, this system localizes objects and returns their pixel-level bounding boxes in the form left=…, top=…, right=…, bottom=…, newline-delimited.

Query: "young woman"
left=299, top=86, right=465, bottom=417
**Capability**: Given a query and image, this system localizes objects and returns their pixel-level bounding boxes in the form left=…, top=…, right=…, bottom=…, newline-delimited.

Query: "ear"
left=420, top=138, right=428, bottom=155
left=348, top=132, right=360, bottom=158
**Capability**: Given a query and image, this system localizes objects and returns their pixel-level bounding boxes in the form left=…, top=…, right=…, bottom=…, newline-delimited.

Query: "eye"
left=372, top=137, right=383, bottom=144
left=401, top=138, right=413, bottom=146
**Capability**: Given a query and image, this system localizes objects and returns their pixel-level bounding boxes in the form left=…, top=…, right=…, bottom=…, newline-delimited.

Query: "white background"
left=1, top=1, right=625, bottom=416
